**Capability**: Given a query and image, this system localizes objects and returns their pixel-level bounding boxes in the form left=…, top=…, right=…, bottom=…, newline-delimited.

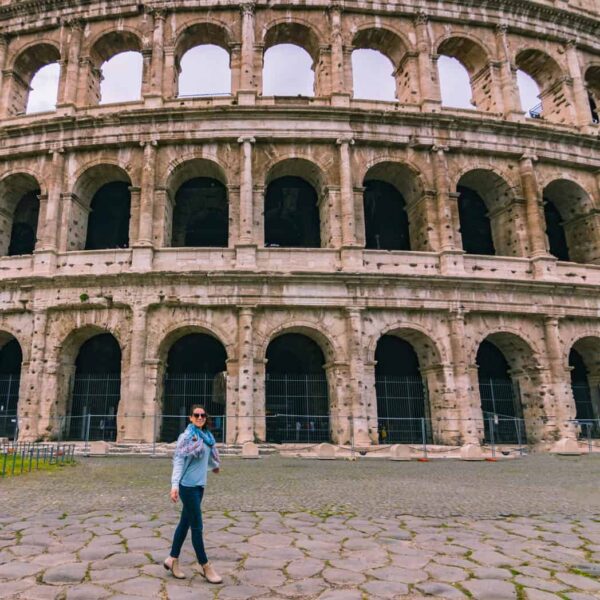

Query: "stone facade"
left=0, top=0, right=599, bottom=448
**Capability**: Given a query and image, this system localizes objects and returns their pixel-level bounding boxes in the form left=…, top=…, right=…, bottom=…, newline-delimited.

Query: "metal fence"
left=1, top=442, right=76, bottom=477
left=479, top=378, right=526, bottom=444
left=0, top=374, right=19, bottom=439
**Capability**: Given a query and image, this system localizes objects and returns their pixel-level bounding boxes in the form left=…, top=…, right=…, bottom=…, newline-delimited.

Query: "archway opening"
left=569, top=338, right=600, bottom=439
left=543, top=199, right=570, bottom=261
left=100, top=51, right=143, bottom=104
left=178, top=45, right=231, bottom=97
left=172, top=178, right=228, bottom=247
left=263, top=44, right=314, bottom=96
left=68, top=333, right=121, bottom=441
left=517, top=69, right=542, bottom=117
left=438, top=56, right=473, bottom=109
left=375, top=335, right=430, bottom=444
left=476, top=340, right=526, bottom=444
left=0, top=337, right=22, bottom=439
left=265, top=333, right=329, bottom=443
left=85, top=182, right=131, bottom=250
left=264, top=176, right=321, bottom=248
left=352, top=49, right=395, bottom=101
left=161, top=333, right=227, bottom=443
left=26, top=62, right=60, bottom=114
left=363, top=180, right=410, bottom=250
left=585, top=66, right=600, bottom=124
left=457, top=185, right=495, bottom=255
left=7, top=190, right=40, bottom=256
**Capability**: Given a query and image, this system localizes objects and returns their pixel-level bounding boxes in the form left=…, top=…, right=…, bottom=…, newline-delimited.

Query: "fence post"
left=421, top=418, right=428, bottom=461
left=2, top=451, right=6, bottom=477
left=516, top=418, right=524, bottom=457
left=587, top=422, right=593, bottom=455
left=350, top=415, right=355, bottom=460
left=152, top=412, right=157, bottom=457
left=489, top=416, right=496, bottom=460
left=84, top=413, right=91, bottom=455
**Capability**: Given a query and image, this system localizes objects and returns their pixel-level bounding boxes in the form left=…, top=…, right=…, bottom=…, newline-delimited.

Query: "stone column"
left=138, top=141, right=157, bottom=246
left=18, top=310, right=48, bottom=441
left=325, top=362, right=352, bottom=445
left=57, top=21, right=83, bottom=109
left=495, top=25, right=523, bottom=119
left=146, top=9, right=166, bottom=105
left=543, top=317, right=577, bottom=441
left=448, top=309, right=480, bottom=445
left=346, top=308, right=370, bottom=446
left=432, top=147, right=463, bottom=274
left=236, top=137, right=256, bottom=268
left=238, top=2, right=256, bottom=104
left=0, top=69, right=16, bottom=118
left=414, top=13, right=441, bottom=112
left=0, top=35, right=7, bottom=109
left=565, top=41, right=593, bottom=128
left=236, top=306, right=255, bottom=443
left=338, top=138, right=362, bottom=270
left=163, top=46, right=176, bottom=99
left=519, top=155, right=552, bottom=273
left=39, top=149, right=65, bottom=253
left=329, top=4, right=349, bottom=106
left=121, top=306, right=148, bottom=442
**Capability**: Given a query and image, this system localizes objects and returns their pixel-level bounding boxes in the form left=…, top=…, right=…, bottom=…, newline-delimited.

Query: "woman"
left=163, top=405, right=222, bottom=584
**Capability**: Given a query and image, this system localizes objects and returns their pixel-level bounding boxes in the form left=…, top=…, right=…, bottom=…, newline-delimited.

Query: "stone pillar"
left=137, top=141, right=157, bottom=246
left=236, top=137, right=256, bottom=268
left=57, top=21, right=83, bottom=109
left=18, top=310, right=48, bottom=441
left=565, top=41, right=593, bottom=127
left=432, top=147, right=463, bottom=274
left=543, top=317, right=577, bottom=441
left=329, top=4, right=349, bottom=105
left=325, top=362, right=352, bottom=445
left=163, top=46, right=176, bottom=99
left=414, top=13, right=441, bottom=112
left=121, top=306, right=148, bottom=442
left=238, top=2, right=256, bottom=104
left=39, top=149, right=65, bottom=252
left=146, top=9, right=166, bottom=105
left=75, top=57, right=93, bottom=107
left=338, top=138, right=362, bottom=270
left=236, top=306, right=255, bottom=443
left=0, top=69, right=16, bottom=118
left=519, top=155, right=552, bottom=272
left=0, top=35, right=7, bottom=110
left=448, top=309, right=480, bottom=445
left=495, top=25, right=523, bottom=119
left=346, top=308, right=370, bottom=446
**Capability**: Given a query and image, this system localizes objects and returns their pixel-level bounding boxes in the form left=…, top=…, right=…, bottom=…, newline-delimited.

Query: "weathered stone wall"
left=0, top=0, right=598, bottom=448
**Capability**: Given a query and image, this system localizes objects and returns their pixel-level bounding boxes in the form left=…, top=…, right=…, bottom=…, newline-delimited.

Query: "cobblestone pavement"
left=0, top=455, right=599, bottom=599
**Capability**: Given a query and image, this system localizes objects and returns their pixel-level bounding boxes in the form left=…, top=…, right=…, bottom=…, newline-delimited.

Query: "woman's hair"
left=190, top=404, right=211, bottom=430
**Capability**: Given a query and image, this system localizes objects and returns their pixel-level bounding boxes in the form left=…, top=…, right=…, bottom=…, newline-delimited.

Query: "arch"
left=166, top=158, right=228, bottom=198
left=0, top=334, right=23, bottom=440
left=26, top=62, right=60, bottom=114
left=160, top=332, right=228, bottom=442
left=515, top=49, right=568, bottom=123
left=0, top=172, right=42, bottom=256
left=265, top=331, right=330, bottom=443
left=352, top=27, right=410, bottom=66
left=64, top=331, right=122, bottom=441
left=174, top=22, right=233, bottom=98
left=585, top=65, right=600, bottom=123
left=543, top=179, right=596, bottom=264
left=474, top=331, right=541, bottom=444
left=8, top=42, right=61, bottom=116
left=88, top=30, right=144, bottom=105
left=263, top=21, right=321, bottom=63
left=437, top=36, right=492, bottom=111
left=568, top=336, right=600, bottom=433
left=264, top=156, right=329, bottom=195
left=72, top=162, right=132, bottom=203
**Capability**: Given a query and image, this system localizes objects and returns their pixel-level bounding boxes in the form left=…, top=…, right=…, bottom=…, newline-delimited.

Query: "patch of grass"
left=570, top=567, right=599, bottom=579
left=0, top=456, right=76, bottom=478
left=515, top=584, right=527, bottom=600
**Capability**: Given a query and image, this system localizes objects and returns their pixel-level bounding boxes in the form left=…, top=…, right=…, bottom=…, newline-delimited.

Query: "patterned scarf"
left=175, top=424, right=220, bottom=466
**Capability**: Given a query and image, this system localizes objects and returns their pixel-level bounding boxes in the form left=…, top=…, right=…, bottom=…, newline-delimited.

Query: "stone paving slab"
left=0, top=455, right=599, bottom=598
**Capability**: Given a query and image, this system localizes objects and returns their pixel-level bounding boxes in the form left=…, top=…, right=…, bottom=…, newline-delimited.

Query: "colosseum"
left=0, top=0, right=598, bottom=452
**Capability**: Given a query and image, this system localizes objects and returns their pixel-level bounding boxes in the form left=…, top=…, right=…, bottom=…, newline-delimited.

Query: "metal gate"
left=0, top=374, right=19, bottom=439
left=161, top=372, right=226, bottom=443
left=572, top=383, right=600, bottom=439
left=479, top=377, right=525, bottom=444
left=66, top=374, right=120, bottom=441
left=265, top=374, right=330, bottom=443
left=376, top=375, right=431, bottom=444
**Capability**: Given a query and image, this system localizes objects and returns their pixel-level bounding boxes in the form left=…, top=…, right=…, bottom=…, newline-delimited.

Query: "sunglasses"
left=192, top=412, right=206, bottom=418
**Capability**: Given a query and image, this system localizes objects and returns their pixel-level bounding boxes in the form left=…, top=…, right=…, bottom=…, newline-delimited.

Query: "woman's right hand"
left=170, top=488, right=179, bottom=503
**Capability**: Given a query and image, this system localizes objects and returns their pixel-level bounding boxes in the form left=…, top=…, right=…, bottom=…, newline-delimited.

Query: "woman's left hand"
left=212, top=468, right=220, bottom=474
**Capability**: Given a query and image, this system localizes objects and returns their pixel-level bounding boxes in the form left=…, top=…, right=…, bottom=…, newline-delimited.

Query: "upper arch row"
left=2, top=9, right=599, bottom=128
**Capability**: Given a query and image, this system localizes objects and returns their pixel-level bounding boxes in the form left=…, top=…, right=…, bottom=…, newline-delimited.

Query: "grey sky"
left=25, top=46, right=541, bottom=115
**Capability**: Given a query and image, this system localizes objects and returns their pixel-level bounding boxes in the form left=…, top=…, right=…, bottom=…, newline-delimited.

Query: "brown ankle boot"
left=163, top=556, right=186, bottom=579
left=201, top=562, right=222, bottom=584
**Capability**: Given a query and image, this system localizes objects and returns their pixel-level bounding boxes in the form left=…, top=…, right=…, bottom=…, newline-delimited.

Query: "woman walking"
left=164, top=405, right=222, bottom=584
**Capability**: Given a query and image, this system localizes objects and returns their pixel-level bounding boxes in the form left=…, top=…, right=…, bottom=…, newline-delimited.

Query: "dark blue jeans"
left=170, top=484, right=208, bottom=565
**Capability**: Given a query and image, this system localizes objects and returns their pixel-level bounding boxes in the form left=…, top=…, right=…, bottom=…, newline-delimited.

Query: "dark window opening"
left=543, top=199, right=570, bottom=262
left=264, top=176, right=320, bottom=248
left=0, top=339, right=22, bottom=375
left=590, top=93, right=599, bottom=124
left=457, top=185, right=495, bottom=255
left=172, top=178, right=228, bottom=247
left=477, top=340, right=510, bottom=379
left=161, top=334, right=227, bottom=443
left=85, top=182, right=130, bottom=250
left=364, top=180, right=410, bottom=250
left=375, top=335, right=430, bottom=444
left=265, top=333, right=329, bottom=443
left=76, top=334, right=121, bottom=374
left=0, top=339, right=22, bottom=439
left=8, top=190, right=40, bottom=256
left=569, top=348, right=596, bottom=424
